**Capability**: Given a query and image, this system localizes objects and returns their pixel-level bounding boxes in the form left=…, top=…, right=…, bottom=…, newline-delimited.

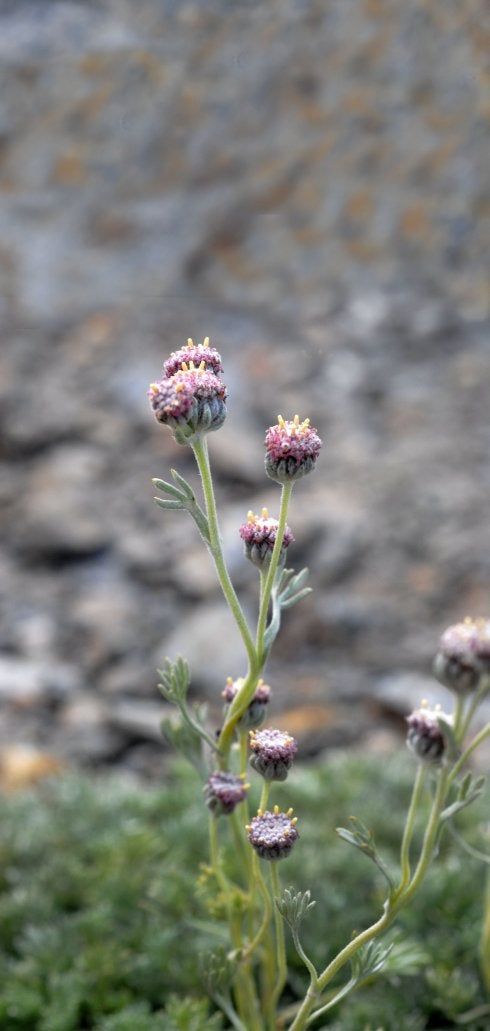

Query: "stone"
left=0, top=654, right=80, bottom=708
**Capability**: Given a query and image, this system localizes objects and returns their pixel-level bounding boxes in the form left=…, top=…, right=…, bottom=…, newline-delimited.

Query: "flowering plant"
left=149, top=339, right=489, bottom=1030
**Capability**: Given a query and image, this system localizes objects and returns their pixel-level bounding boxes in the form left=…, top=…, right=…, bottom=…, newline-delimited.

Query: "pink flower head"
left=247, top=805, right=299, bottom=861
left=222, top=676, right=271, bottom=730
left=239, top=507, right=294, bottom=568
left=265, top=415, right=322, bottom=483
left=249, top=727, right=298, bottom=781
left=148, top=376, right=194, bottom=424
left=406, top=705, right=447, bottom=764
left=204, top=770, right=249, bottom=816
left=163, top=336, right=224, bottom=378
left=148, top=365, right=227, bottom=442
left=434, top=617, right=490, bottom=693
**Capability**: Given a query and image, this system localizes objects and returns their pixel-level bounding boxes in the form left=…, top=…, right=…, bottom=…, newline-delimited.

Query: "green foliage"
left=0, top=754, right=487, bottom=1029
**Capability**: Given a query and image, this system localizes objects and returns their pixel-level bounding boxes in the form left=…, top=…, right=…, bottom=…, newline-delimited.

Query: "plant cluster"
left=149, top=338, right=489, bottom=1030
left=0, top=757, right=488, bottom=1029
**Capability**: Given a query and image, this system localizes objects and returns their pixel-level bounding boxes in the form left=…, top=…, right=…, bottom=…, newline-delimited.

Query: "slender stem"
left=239, top=731, right=249, bottom=776
left=461, top=684, right=489, bottom=740
left=397, top=766, right=450, bottom=906
left=453, top=694, right=465, bottom=742
left=213, top=992, right=247, bottom=1031
left=192, top=437, right=256, bottom=670
left=307, top=977, right=357, bottom=1022
left=259, top=781, right=271, bottom=811
left=243, top=852, right=272, bottom=960
left=481, top=868, right=490, bottom=993
left=395, top=764, right=426, bottom=897
left=209, top=815, right=229, bottom=895
left=289, top=766, right=452, bottom=1031
left=291, top=927, right=318, bottom=986
left=449, top=723, right=490, bottom=785
left=219, top=668, right=260, bottom=767
left=270, top=863, right=287, bottom=1014
left=256, top=482, right=294, bottom=662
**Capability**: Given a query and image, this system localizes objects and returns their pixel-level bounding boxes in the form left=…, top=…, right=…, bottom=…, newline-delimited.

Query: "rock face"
left=0, top=1, right=488, bottom=771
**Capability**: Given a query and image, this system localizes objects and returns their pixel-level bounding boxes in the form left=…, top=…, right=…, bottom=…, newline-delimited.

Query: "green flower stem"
left=395, top=764, right=426, bottom=897
left=270, top=862, right=287, bottom=1015
left=230, top=809, right=251, bottom=885
left=398, top=766, right=450, bottom=907
left=460, top=685, right=489, bottom=741
left=209, top=816, right=261, bottom=1026
left=259, top=781, right=271, bottom=811
left=289, top=766, right=451, bottom=1031
left=256, top=481, right=294, bottom=663
left=219, top=668, right=260, bottom=767
left=307, top=977, right=358, bottom=1022
left=242, top=852, right=272, bottom=960
left=239, top=731, right=249, bottom=776
left=481, top=869, right=490, bottom=993
left=453, top=694, right=465, bottom=742
left=192, top=437, right=257, bottom=672
left=208, top=815, right=229, bottom=896
left=449, top=722, right=490, bottom=785
left=291, top=927, right=318, bottom=987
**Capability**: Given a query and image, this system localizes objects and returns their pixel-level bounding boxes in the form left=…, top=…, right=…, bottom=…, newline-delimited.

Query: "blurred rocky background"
left=0, top=0, right=489, bottom=783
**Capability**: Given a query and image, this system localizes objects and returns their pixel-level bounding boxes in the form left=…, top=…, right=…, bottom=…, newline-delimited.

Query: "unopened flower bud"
left=222, top=677, right=271, bottom=730
left=249, top=727, right=298, bottom=781
left=148, top=367, right=227, bottom=443
left=406, top=706, right=447, bottom=764
left=247, top=805, right=299, bottom=861
left=433, top=618, right=490, bottom=694
left=163, top=337, right=223, bottom=378
left=239, top=508, right=294, bottom=569
left=204, top=771, right=249, bottom=816
left=265, top=414, right=322, bottom=483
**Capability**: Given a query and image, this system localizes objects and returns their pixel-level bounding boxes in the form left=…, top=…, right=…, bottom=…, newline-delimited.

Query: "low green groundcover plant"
left=0, top=753, right=488, bottom=1030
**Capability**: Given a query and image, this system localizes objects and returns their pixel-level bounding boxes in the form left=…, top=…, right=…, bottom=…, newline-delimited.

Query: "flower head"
left=406, top=704, right=447, bottom=764
left=222, top=676, right=271, bottom=730
left=148, top=366, right=227, bottom=443
left=265, top=415, right=322, bottom=483
left=434, top=617, right=490, bottom=694
left=247, top=805, right=299, bottom=861
left=239, top=508, right=294, bottom=569
left=249, top=727, right=298, bottom=781
left=204, top=771, right=249, bottom=816
left=163, top=337, right=223, bottom=378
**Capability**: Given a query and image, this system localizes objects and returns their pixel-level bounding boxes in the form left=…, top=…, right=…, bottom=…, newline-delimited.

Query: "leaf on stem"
left=170, top=467, right=196, bottom=500
left=440, top=773, right=486, bottom=823
left=160, top=713, right=205, bottom=775
left=199, top=945, right=237, bottom=996
left=153, top=472, right=210, bottom=542
left=264, top=567, right=311, bottom=652
left=157, top=656, right=191, bottom=704
left=350, top=939, right=394, bottom=982
left=336, top=817, right=395, bottom=892
left=275, top=887, right=316, bottom=931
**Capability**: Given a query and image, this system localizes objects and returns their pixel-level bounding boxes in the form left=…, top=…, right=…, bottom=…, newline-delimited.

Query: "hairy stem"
left=270, top=863, right=287, bottom=1015
left=395, top=764, right=426, bottom=896
left=256, top=482, right=294, bottom=663
left=192, top=436, right=257, bottom=672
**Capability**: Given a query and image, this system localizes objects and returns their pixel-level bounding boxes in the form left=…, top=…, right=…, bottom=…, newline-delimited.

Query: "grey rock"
left=0, top=654, right=80, bottom=707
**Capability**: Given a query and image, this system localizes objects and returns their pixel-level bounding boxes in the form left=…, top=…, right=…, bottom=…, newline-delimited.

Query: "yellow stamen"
left=261, top=507, right=269, bottom=519
left=291, top=817, right=298, bottom=825
left=286, top=808, right=294, bottom=817
left=273, top=804, right=280, bottom=815
left=149, top=383, right=159, bottom=393
left=203, top=336, right=210, bottom=346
